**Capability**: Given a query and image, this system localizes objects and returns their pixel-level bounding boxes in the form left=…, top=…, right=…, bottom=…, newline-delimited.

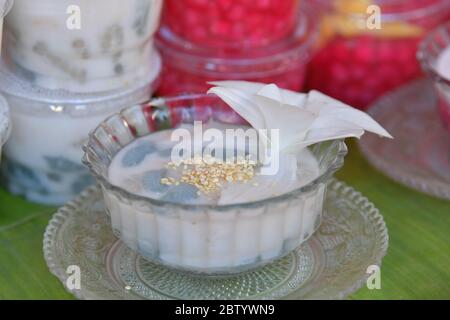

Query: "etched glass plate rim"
left=358, top=79, right=450, bottom=200
left=43, top=179, right=389, bottom=300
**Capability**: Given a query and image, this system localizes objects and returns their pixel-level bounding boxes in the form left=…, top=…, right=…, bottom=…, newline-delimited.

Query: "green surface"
left=0, top=141, right=449, bottom=300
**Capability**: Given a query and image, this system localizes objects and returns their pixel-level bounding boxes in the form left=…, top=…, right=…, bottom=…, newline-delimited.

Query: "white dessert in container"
left=0, top=93, right=10, bottom=164
left=4, top=0, right=162, bottom=93
left=83, top=95, right=347, bottom=274
left=0, top=51, right=161, bottom=205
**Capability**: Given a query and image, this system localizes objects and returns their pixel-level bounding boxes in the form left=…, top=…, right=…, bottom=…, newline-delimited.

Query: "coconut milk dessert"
left=106, top=122, right=324, bottom=270
left=4, top=0, right=162, bottom=92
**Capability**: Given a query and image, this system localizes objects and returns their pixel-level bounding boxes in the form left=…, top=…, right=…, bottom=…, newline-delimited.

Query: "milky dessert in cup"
left=4, top=0, right=162, bottom=93
left=419, top=22, right=450, bottom=133
left=0, top=93, right=10, bottom=164
left=0, top=52, right=161, bottom=205
left=83, top=81, right=391, bottom=275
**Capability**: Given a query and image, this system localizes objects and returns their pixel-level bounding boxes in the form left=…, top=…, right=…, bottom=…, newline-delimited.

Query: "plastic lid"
left=0, top=49, right=162, bottom=116
left=155, top=9, right=317, bottom=76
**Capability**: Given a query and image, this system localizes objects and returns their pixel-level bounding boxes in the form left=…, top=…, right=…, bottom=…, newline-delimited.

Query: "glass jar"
left=156, top=9, right=317, bottom=96
left=0, top=52, right=161, bottom=205
left=419, top=21, right=450, bottom=133
left=4, top=0, right=162, bottom=93
left=161, top=0, right=300, bottom=48
left=83, top=94, right=348, bottom=275
left=307, top=0, right=450, bottom=109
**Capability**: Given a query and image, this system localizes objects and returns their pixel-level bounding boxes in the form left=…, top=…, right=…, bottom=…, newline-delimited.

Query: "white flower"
left=208, top=81, right=392, bottom=154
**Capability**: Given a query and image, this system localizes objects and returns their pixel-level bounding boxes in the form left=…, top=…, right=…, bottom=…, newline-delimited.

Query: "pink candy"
left=162, top=0, right=300, bottom=48
left=307, top=35, right=422, bottom=109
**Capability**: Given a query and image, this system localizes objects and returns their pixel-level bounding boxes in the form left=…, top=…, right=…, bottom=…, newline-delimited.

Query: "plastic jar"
left=0, top=51, right=161, bottom=205
left=306, top=0, right=450, bottom=109
left=161, top=0, right=300, bottom=48
left=4, top=0, right=162, bottom=93
left=156, top=9, right=317, bottom=96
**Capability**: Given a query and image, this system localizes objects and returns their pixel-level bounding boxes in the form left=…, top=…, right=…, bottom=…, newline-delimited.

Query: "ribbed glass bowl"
left=83, top=94, right=348, bottom=275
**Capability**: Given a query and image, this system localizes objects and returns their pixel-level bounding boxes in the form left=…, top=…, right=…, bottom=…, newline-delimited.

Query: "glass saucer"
left=43, top=180, right=388, bottom=300
left=359, top=79, right=450, bottom=200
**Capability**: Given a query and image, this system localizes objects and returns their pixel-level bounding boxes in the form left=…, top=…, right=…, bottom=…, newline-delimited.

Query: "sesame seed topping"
left=161, top=156, right=258, bottom=194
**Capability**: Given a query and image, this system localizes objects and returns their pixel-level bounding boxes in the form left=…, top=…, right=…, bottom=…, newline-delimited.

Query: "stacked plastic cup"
left=156, top=0, right=318, bottom=96
left=306, top=0, right=450, bottom=110
left=0, top=0, right=163, bottom=204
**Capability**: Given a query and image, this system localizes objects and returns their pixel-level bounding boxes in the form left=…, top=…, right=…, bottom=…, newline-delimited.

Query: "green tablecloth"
left=0, top=141, right=449, bottom=300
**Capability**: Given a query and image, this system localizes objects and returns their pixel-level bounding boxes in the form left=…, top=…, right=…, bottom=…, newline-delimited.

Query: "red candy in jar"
left=156, top=9, right=317, bottom=96
left=306, top=0, right=450, bottom=110
left=162, top=0, right=300, bottom=48
left=156, top=9, right=317, bottom=123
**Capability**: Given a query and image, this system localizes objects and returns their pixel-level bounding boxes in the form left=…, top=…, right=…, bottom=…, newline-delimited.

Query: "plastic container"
left=83, top=94, right=348, bottom=275
left=4, top=0, right=162, bottom=93
left=307, top=0, right=450, bottom=109
left=0, top=51, right=161, bottom=205
left=156, top=9, right=317, bottom=96
left=419, top=22, right=450, bottom=133
left=161, top=0, right=300, bottom=48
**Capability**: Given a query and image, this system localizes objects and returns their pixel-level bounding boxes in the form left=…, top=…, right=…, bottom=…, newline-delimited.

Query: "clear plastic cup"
left=83, top=94, right=348, bottom=275
left=418, top=21, right=450, bottom=133
left=161, top=0, right=300, bottom=48
left=0, top=51, right=161, bottom=205
left=3, top=0, right=162, bottom=93
left=307, top=0, right=450, bottom=109
left=156, top=9, right=317, bottom=96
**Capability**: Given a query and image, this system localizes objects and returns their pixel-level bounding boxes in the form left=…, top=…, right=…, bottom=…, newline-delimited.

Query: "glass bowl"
left=0, top=93, right=10, bottom=164
left=83, top=94, right=348, bottom=275
left=418, top=21, right=450, bottom=133
left=155, top=8, right=317, bottom=95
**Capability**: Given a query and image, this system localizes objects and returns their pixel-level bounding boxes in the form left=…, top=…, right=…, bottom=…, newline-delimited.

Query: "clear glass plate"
left=43, top=180, right=388, bottom=300
left=359, top=79, right=450, bottom=200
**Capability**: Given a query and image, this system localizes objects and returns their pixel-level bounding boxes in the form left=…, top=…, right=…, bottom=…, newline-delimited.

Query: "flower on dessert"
left=207, top=81, right=392, bottom=155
